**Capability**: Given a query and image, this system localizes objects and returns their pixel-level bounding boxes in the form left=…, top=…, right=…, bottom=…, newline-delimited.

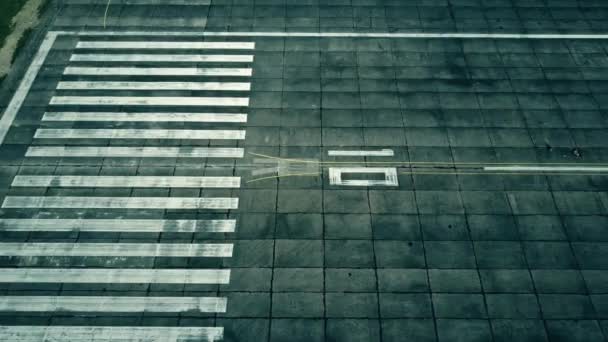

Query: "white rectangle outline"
left=328, top=149, right=394, bottom=157
left=329, top=167, right=399, bottom=186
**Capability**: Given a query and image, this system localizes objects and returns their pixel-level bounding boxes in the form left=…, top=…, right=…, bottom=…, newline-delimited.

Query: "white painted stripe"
left=0, top=219, right=236, bottom=233
left=0, top=33, right=57, bottom=146
left=483, top=166, right=608, bottom=172
left=57, top=81, right=251, bottom=91
left=0, top=296, right=227, bottom=313
left=0, top=326, right=223, bottom=342
left=76, top=41, right=255, bottom=49
left=64, top=67, right=252, bottom=76
left=34, top=129, right=246, bottom=140
left=70, top=53, right=254, bottom=63
left=65, top=31, right=608, bottom=39
left=0, top=243, right=233, bottom=257
left=329, top=167, right=399, bottom=186
left=328, top=149, right=394, bottom=157
left=1, top=197, right=239, bottom=209
left=42, top=111, right=248, bottom=123
left=50, top=96, right=249, bottom=107
left=26, top=146, right=244, bottom=158
left=0, top=269, right=230, bottom=284
left=12, top=175, right=241, bottom=188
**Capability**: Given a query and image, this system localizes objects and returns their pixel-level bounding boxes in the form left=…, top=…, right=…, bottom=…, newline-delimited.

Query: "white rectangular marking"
left=71, top=53, right=254, bottom=63
left=76, top=41, right=255, bottom=50
left=0, top=326, right=224, bottom=342
left=328, top=149, right=394, bottom=157
left=483, top=166, right=608, bottom=172
left=0, top=296, right=227, bottom=313
left=50, top=96, right=249, bottom=107
left=0, top=243, right=233, bottom=257
left=2, top=197, right=239, bottom=209
left=57, top=81, right=251, bottom=91
left=329, top=167, right=399, bottom=186
left=0, top=268, right=230, bottom=284
left=0, top=219, right=236, bottom=233
left=0, top=33, right=57, bottom=146
left=26, top=146, right=244, bottom=158
left=42, top=112, right=248, bottom=123
left=12, top=176, right=240, bottom=188
left=64, top=67, right=252, bottom=76
left=34, top=129, right=246, bottom=140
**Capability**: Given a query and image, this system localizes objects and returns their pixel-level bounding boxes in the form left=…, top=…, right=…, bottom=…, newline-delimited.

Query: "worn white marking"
left=329, top=167, right=399, bottom=186
left=26, top=146, right=244, bottom=158
left=0, top=243, right=233, bottom=257
left=0, top=326, right=223, bottom=342
left=34, top=128, right=246, bottom=140
left=57, top=81, right=251, bottom=91
left=2, top=196, right=239, bottom=209
left=13, top=175, right=240, bottom=188
left=0, top=32, right=57, bottom=146
left=64, top=66, right=252, bottom=76
left=66, top=31, right=608, bottom=39
left=50, top=96, right=249, bottom=107
left=0, top=268, right=231, bottom=284
left=483, top=166, right=608, bottom=172
left=76, top=41, right=255, bottom=49
left=0, top=219, right=236, bottom=232
left=0, top=296, right=227, bottom=313
left=71, top=53, right=254, bottom=63
left=328, top=149, right=394, bottom=157
left=42, top=111, right=248, bottom=123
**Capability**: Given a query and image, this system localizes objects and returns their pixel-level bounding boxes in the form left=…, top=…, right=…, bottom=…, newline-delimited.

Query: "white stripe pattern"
left=76, top=41, right=255, bottom=49
left=0, top=296, right=227, bottom=313
left=57, top=81, right=251, bottom=91
left=2, top=196, right=239, bottom=209
left=0, top=268, right=231, bottom=284
left=26, top=146, right=244, bottom=158
left=70, top=53, right=254, bottom=62
left=50, top=96, right=250, bottom=107
left=64, top=67, right=252, bottom=76
left=42, top=111, right=248, bottom=122
left=0, top=243, right=233, bottom=257
left=12, top=175, right=241, bottom=188
left=0, top=219, right=237, bottom=232
left=0, top=326, right=224, bottom=342
left=34, top=128, right=246, bottom=140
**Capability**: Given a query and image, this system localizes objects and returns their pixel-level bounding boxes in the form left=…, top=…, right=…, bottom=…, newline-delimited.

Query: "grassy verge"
left=0, top=0, right=28, bottom=48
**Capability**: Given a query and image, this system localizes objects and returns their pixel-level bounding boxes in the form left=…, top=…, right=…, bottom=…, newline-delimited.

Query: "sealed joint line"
left=328, top=149, right=394, bottom=157
left=50, top=96, right=250, bottom=107
left=42, top=112, right=248, bottom=123
left=70, top=53, right=254, bottom=63
left=63, top=66, right=253, bottom=77
left=329, top=167, right=399, bottom=186
left=1, top=196, right=239, bottom=209
left=0, top=296, right=227, bottom=313
left=57, top=81, right=251, bottom=91
left=0, top=242, right=233, bottom=257
left=0, top=326, right=224, bottom=342
left=0, top=219, right=236, bottom=232
left=0, top=268, right=231, bottom=284
left=34, top=128, right=246, bottom=140
left=12, top=175, right=241, bottom=188
left=26, top=146, right=244, bottom=158
left=76, top=41, right=255, bottom=49
left=483, top=165, right=608, bottom=172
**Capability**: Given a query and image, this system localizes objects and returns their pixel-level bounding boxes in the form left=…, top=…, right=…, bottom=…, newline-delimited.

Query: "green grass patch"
left=0, top=0, right=28, bottom=48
